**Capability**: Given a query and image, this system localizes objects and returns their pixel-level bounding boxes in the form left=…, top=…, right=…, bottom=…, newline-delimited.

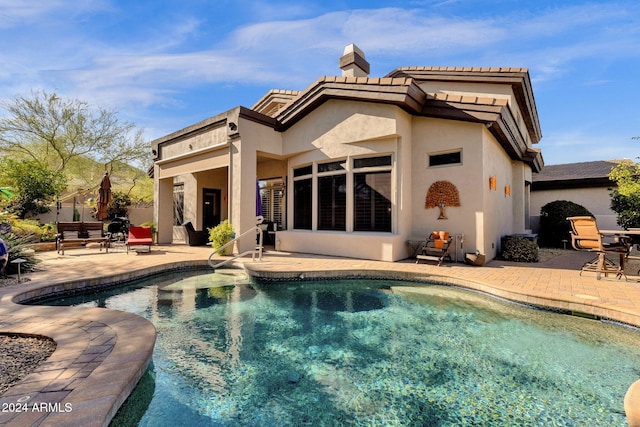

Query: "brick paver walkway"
left=1, top=245, right=640, bottom=425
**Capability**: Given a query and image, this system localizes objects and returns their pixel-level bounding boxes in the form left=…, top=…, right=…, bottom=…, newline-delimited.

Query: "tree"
left=538, top=200, right=592, bottom=248
left=0, top=159, right=66, bottom=219
left=0, top=90, right=149, bottom=174
left=609, top=159, right=640, bottom=228
left=107, top=190, right=132, bottom=219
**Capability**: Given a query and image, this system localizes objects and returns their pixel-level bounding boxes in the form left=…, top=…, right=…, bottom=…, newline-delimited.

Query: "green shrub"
left=5, top=219, right=41, bottom=243
left=539, top=200, right=592, bottom=248
left=2, top=219, right=57, bottom=242
left=39, top=223, right=57, bottom=242
left=209, top=220, right=235, bottom=255
left=501, top=235, right=539, bottom=262
left=1, top=232, right=40, bottom=275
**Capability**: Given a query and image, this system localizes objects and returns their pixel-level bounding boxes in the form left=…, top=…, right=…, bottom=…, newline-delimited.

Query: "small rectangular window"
left=428, top=151, right=461, bottom=167
left=354, top=156, right=392, bottom=169
left=318, top=161, right=345, bottom=173
left=293, top=165, right=312, bottom=177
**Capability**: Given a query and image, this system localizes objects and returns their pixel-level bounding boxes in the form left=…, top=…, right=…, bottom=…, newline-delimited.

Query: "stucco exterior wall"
left=530, top=187, right=619, bottom=232
left=481, top=127, right=517, bottom=258
left=411, top=117, right=484, bottom=257
left=277, top=100, right=408, bottom=261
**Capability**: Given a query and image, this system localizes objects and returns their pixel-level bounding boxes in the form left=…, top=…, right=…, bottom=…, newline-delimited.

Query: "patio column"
left=155, top=176, right=174, bottom=244
left=229, top=136, right=257, bottom=254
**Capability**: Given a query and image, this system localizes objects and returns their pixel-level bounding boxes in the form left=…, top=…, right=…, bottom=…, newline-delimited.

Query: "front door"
left=203, top=189, right=221, bottom=229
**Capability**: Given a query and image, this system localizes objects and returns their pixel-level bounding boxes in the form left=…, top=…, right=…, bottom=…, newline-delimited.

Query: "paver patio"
left=1, top=245, right=640, bottom=426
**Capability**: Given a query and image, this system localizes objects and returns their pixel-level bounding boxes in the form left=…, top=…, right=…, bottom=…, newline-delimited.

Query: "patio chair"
left=416, top=231, right=452, bottom=266
left=127, top=226, right=153, bottom=253
left=183, top=221, right=209, bottom=246
left=567, top=216, right=629, bottom=279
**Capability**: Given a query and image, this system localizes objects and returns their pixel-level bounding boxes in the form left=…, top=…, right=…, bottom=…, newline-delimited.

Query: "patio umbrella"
left=95, top=172, right=112, bottom=220
left=256, top=180, right=263, bottom=218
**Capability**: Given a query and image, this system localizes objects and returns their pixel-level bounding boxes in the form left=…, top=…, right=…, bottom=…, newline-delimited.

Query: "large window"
left=354, top=156, right=392, bottom=232
left=292, top=155, right=393, bottom=232
left=318, top=161, right=346, bottom=230
left=173, top=183, right=184, bottom=226
left=293, top=166, right=312, bottom=230
left=260, top=178, right=285, bottom=230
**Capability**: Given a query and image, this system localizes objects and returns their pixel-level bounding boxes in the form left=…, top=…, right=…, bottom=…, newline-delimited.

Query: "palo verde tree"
left=0, top=90, right=149, bottom=175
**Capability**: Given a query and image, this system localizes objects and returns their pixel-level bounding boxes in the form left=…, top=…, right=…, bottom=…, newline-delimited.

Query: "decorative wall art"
left=425, top=180, right=461, bottom=219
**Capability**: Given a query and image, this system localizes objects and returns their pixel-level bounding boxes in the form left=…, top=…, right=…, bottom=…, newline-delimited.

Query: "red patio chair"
left=127, top=226, right=153, bottom=253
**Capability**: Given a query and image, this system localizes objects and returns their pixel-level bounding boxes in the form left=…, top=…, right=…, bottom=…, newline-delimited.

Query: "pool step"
left=214, top=268, right=246, bottom=276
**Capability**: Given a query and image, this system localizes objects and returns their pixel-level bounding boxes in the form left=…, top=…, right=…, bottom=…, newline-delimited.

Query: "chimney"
left=339, top=43, right=370, bottom=77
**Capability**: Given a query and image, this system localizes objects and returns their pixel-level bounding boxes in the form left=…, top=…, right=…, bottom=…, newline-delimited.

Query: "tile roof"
left=533, top=160, right=620, bottom=182
left=531, top=160, right=622, bottom=190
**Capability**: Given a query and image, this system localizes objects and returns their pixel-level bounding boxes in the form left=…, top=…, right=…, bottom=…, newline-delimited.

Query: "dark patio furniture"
left=183, top=221, right=209, bottom=246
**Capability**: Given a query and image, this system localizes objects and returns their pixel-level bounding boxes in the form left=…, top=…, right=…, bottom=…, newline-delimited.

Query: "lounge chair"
left=183, top=221, right=209, bottom=246
left=567, top=216, right=629, bottom=279
left=127, top=226, right=153, bottom=253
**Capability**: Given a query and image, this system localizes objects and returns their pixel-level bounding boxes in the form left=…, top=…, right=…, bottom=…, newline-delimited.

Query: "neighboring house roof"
left=531, top=160, right=621, bottom=190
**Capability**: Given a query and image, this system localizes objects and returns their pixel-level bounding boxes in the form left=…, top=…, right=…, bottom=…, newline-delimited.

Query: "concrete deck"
left=1, top=244, right=640, bottom=426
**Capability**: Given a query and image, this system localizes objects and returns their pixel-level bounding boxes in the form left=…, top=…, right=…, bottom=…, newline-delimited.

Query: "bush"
left=1, top=232, right=40, bottom=275
left=539, top=200, right=592, bottom=248
left=209, top=220, right=235, bottom=255
left=501, top=236, right=539, bottom=262
left=39, top=223, right=57, bottom=242
left=107, top=191, right=132, bottom=219
left=1, top=219, right=57, bottom=242
left=4, top=219, right=41, bottom=243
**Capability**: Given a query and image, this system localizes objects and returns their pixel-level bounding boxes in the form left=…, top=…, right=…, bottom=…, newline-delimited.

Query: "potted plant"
left=209, top=220, right=235, bottom=255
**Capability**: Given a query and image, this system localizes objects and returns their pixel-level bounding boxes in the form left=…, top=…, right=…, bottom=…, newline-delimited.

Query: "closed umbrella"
left=256, top=180, right=263, bottom=218
left=96, top=172, right=112, bottom=220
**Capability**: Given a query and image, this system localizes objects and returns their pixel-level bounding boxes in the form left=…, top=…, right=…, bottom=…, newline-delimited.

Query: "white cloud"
left=0, top=0, right=111, bottom=27
left=1, top=1, right=639, bottom=132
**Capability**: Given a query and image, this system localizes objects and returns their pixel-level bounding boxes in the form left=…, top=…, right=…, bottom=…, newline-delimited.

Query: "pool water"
left=44, top=271, right=640, bottom=426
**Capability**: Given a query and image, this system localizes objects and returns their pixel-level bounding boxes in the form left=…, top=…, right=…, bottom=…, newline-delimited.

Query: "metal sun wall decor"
left=425, top=180, right=461, bottom=219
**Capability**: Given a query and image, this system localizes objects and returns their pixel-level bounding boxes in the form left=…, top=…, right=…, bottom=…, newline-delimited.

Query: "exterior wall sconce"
left=489, top=176, right=497, bottom=190
left=505, top=185, right=511, bottom=196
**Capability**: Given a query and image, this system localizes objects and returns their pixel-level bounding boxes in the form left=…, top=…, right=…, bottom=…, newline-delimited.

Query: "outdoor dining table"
left=600, top=229, right=640, bottom=274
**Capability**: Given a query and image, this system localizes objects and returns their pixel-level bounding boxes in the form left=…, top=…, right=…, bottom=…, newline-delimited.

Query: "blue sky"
left=1, top=0, right=638, bottom=166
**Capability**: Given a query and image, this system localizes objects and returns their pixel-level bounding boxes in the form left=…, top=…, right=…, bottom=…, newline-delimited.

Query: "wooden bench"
left=56, top=222, right=109, bottom=255
left=127, top=226, right=153, bottom=253
left=416, top=232, right=452, bottom=266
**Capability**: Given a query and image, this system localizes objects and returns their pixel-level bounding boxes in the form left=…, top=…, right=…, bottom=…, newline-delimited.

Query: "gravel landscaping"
left=0, top=334, right=56, bottom=394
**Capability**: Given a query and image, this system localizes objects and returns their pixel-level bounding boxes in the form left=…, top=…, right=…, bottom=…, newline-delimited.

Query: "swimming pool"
left=43, top=270, right=640, bottom=426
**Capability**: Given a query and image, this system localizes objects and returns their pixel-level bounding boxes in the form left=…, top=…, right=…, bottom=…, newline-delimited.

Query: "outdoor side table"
left=10, top=258, right=26, bottom=282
